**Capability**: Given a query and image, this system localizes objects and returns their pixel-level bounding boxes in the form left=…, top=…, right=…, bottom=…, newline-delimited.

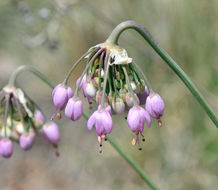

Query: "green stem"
left=123, top=66, right=138, bottom=106
left=82, top=111, right=159, bottom=190
left=9, top=65, right=54, bottom=89
left=107, top=20, right=218, bottom=128
left=63, top=49, right=95, bottom=84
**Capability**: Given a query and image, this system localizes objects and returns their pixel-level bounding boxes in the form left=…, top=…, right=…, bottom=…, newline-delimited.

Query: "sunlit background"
left=0, top=0, right=218, bottom=189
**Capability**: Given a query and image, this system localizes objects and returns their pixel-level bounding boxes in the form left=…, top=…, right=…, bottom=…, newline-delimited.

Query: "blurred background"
left=0, top=0, right=218, bottom=189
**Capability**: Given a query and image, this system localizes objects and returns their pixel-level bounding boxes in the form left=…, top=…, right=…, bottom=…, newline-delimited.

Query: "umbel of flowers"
left=52, top=41, right=165, bottom=152
left=0, top=81, right=60, bottom=158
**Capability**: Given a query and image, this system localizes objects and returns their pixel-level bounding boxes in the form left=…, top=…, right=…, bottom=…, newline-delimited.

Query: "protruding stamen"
left=140, top=133, right=145, bottom=142
left=56, top=113, right=62, bottom=120
left=158, top=119, right=162, bottom=128
left=132, top=138, right=137, bottom=146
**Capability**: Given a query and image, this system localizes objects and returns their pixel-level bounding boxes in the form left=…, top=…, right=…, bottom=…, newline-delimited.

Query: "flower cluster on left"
left=0, top=73, right=60, bottom=158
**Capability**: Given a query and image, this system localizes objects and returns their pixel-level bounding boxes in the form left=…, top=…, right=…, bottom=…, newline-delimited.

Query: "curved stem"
left=82, top=110, right=159, bottom=190
left=63, top=49, right=96, bottom=84
left=9, top=65, right=54, bottom=89
left=107, top=20, right=218, bottom=128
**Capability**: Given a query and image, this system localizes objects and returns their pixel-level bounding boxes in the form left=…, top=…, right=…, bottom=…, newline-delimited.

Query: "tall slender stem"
left=9, top=65, right=54, bottom=89
left=122, top=66, right=138, bottom=105
left=63, top=48, right=97, bottom=84
left=107, top=20, right=218, bottom=128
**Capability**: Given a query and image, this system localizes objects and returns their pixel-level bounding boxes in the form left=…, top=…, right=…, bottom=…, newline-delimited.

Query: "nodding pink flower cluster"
left=52, top=42, right=165, bottom=152
left=0, top=85, right=60, bottom=158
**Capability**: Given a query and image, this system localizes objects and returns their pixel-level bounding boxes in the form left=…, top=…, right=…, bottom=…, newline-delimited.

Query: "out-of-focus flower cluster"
left=52, top=42, right=165, bottom=152
left=0, top=85, right=60, bottom=158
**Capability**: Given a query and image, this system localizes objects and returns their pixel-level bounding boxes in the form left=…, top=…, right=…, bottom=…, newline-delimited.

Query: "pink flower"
left=52, top=83, right=73, bottom=111
left=87, top=107, right=113, bottom=152
left=19, top=132, right=35, bottom=151
left=65, top=97, right=83, bottom=121
left=0, top=138, right=13, bottom=158
left=42, top=122, right=60, bottom=145
left=127, top=105, right=151, bottom=150
left=87, top=109, right=113, bottom=136
left=146, top=93, right=164, bottom=119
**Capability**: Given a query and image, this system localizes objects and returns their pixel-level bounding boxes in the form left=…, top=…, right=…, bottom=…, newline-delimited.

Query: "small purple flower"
left=87, top=107, right=113, bottom=152
left=0, top=138, right=13, bottom=158
left=19, top=132, right=35, bottom=151
left=52, top=83, right=73, bottom=111
left=87, top=108, right=113, bottom=136
left=146, top=93, right=164, bottom=119
left=137, top=86, right=149, bottom=105
left=42, top=122, right=60, bottom=145
left=127, top=105, right=151, bottom=132
left=34, top=110, right=45, bottom=125
left=65, top=97, right=83, bottom=121
left=127, top=105, right=151, bottom=150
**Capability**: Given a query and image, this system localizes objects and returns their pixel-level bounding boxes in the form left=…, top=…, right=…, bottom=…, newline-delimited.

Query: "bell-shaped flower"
left=0, top=138, right=13, bottom=158
left=127, top=105, right=151, bottom=150
left=127, top=105, right=151, bottom=132
left=52, top=83, right=73, bottom=111
left=146, top=93, right=164, bottom=119
left=65, top=97, right=83, bottom=121
left=42, top=122, right=60, bottom=145
left=19, top=132, right=35, bottom=151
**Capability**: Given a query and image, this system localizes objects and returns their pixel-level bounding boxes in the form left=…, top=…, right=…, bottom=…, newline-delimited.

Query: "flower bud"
left=42, top=122, right=60, bottom=145
left=19, top=132, right=35, bottom=151
left=125, top=92, right=139, bottom=107
left=14, top=122, right=25, bottom=135
left=84, top=81, right=96, bottom=97
left=65, top=97, right=83, bottom=121
left=137, top=86, right=149, bottom=105
left=0, top=138, right=13, bottom=158
left=146, top=93, right=164, bottom=119
left=112, top=98, right=125, bottom=114
left=76, top=75, right=86, bottom=91
left=52, top=83, right=73, bottom=110
left=119, top=89, right=127, bottom=102
left=34, top=110, right=45, bottom=126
